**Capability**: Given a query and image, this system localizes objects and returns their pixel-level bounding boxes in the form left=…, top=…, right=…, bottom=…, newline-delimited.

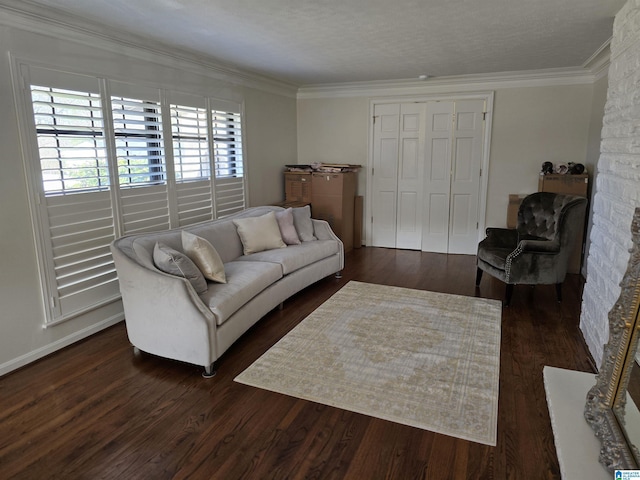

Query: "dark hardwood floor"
left=0, top=247, right=596, bottom=479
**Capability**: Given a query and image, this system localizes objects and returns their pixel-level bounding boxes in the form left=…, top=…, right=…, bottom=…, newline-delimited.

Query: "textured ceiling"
left=11, top=0, right=627, bottom=86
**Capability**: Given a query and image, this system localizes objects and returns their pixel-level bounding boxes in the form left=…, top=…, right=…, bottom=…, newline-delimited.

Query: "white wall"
left=0, top=16, right=297, bottom=375
left=297, top=96, right=369, bottom=197
left=580, top=0, right=640, bottom=367
left=297, top=83, right=595, bottom=238
left=486, top=85, right=593, bottom=227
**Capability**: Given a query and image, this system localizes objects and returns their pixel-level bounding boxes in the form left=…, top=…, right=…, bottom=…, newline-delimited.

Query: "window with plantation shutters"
left=28, top=83, right=118, bottom=325
left=170, top=103, right=213, bottom=225
left=171, top=104, right=209, bottom=181
left=212, top=109, right=245, bottom=218
left=112, top=95, right=170, bottom=235
left=19, top=64, right=247, bottom=326
left=31, top=86, right=109, bottom=194
left=112, top=96, right=166, bottom=187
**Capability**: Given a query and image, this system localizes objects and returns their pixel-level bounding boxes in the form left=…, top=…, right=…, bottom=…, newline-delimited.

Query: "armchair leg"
left=475, top=268, right=483, bottom=286
left=505, top=284, right=514, bottom=307
left=555, top=283, right=562, bottom=303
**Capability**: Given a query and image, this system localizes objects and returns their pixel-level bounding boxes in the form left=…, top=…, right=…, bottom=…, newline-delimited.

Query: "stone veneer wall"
left=581, top=0, right=640, bottom=366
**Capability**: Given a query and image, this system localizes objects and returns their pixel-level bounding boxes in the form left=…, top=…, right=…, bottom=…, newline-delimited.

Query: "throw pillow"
left=233, top=211, right=287, bottom=255
left=181, top=231, right=226, bottom=283
left=292, top=205, right=317, bottom=242
left=153, top=242, right=208, bottom=294
left=275, top=208, right=301, bottom=245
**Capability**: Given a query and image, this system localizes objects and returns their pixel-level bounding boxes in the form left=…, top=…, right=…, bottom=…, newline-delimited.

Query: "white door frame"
left=365, top=91, right=494, bottom=249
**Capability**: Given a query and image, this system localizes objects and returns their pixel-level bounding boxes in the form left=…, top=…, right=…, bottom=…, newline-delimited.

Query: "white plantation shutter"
left=31, top=86, right=109, bottom=194
left=211, top=109, right=245, bottom=217
left=170, top=103, right=214, bottom=226
left=46, top=192, right=119, bottom=320
left=112, top=95, right=170, bottom=234
left=28, top=81, right=118, bottom=324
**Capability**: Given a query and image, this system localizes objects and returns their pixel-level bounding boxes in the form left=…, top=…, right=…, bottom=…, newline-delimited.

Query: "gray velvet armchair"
left=476, top=192, right=587, bottom=306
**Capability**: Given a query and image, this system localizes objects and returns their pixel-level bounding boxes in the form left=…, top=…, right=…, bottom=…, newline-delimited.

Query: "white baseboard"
left=0, top=314, right=124, bottom=377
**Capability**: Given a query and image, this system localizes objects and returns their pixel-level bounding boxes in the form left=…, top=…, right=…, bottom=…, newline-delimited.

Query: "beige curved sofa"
left=110, top=206, right=344, bottom=376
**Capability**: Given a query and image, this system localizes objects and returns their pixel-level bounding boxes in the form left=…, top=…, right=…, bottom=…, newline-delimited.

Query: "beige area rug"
left=235, top=281, right=502, bottom=446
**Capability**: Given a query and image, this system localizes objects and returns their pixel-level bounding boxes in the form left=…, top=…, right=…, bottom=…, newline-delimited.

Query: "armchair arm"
left=504, top=238, right=563, bottom=283
left=517, top=239, right=560, bottom=254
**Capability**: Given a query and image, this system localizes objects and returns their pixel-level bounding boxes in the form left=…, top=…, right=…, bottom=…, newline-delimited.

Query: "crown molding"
left=297, top=40, right=613, bottom=100
left=582, top=38, right=612, bottom=81
left=0, top=0, right=299, bottom=98
left=297, top=67, right=600, bottom=100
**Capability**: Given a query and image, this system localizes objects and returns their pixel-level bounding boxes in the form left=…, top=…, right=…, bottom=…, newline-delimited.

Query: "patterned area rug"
left=235, top=281, right=502, bottom=445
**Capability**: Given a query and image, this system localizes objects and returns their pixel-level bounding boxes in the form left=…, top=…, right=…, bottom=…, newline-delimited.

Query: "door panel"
left=401, top=138, right=419, bottom=178
left=448, top=99, right=484, bottom=254
left=430, top=138, right=449, bottom=181
left=453, top=137, right=473, bottom=182
left=398, top=191, right=419, bottom=234
left=451, top=194, right=471, bottom=234
left=396, top=103, right=425, bottom=249
left=422, top=102, right=454, bottom=253
left=426, top=192, right=449, bottom=253
left=371, top=104, right=400, bottom=247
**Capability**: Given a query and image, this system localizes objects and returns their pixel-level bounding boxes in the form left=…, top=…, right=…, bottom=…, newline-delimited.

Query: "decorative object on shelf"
left=569, top=162, right=585, bottom=174
left=540, top=161, right=587, bottom=176
left=584, top=207, right=640, bottom=472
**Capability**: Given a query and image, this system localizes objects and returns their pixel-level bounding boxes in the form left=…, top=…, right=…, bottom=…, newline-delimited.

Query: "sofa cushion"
left=181, top=230, right=226, bottom=283
left=199, top=261, right=283, bottom=326
left=233, top=211, right=287, bottom=255
left=237, top=240, right=340, bottom=275
left=153, top=242, right=208, bottom=294
left=186, top=220, right=243, bottom=264
left=275, top=208, right=301, bottom=245
left=292, top=206, right=317, bottom=242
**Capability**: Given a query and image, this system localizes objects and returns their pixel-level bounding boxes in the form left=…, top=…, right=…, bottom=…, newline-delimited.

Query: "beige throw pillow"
left=233, top=211, right=287, bottom=255
left=182, top=230, right=226, bottom=283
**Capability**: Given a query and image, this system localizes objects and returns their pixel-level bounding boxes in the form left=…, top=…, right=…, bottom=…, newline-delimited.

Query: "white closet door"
left=371, top=103, right=426, bottom=249
left=371, top=103, right=400, bottom=248
left=448, top=99, right=485, bottom=254
left=396, top=103, right=426, bottom=249
left=422, top=101, right=455, bottom=253
left=371, top=99, right=485, bottom=254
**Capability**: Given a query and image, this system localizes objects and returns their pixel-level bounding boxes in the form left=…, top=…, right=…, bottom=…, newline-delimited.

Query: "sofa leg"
left=505, top=284, right=514, bottom=307
left=555, top=283, right=562, bottom=303
left=335, top=271, right=343, bottom=279
left=202, top=362, right=218, bottom=378
left=279, top=302, right=284, bottom=310
left=475, top=268, right=483, bottom=286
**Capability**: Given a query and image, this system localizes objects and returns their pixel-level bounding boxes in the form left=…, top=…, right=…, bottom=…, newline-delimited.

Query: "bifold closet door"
left=371, top=103, right=425, bottom=249
left=421, top=101, right=454, bottom=253
left=371, top=99, right=484, bottom=254
left=447, top=99, right=485, bottom=254
left=421, top=99, right=484, bottom=254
